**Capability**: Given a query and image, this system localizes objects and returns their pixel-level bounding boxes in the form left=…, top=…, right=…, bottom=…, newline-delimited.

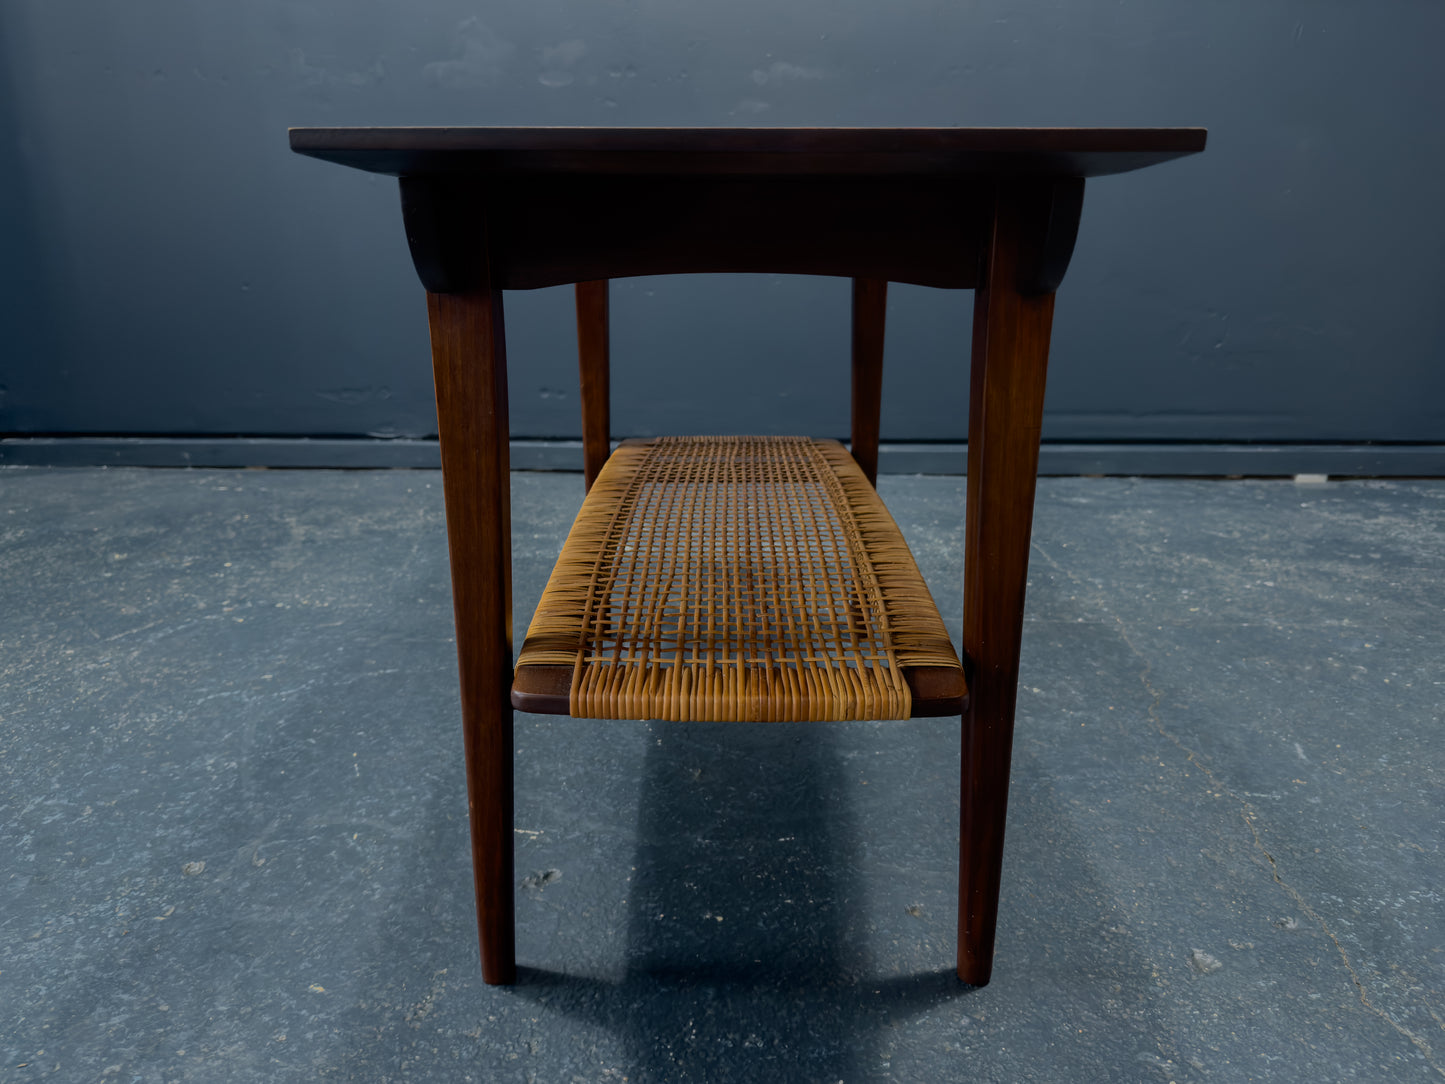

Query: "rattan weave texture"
left=516, top=436, right=962, bottom=721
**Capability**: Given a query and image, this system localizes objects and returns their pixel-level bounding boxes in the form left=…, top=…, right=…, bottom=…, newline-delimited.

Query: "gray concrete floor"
left=1, top=467, right=1442, bottom=1082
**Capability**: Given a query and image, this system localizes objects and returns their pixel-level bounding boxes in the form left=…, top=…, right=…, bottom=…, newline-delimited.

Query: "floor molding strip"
left=3, top=437, right=1443, bottom=477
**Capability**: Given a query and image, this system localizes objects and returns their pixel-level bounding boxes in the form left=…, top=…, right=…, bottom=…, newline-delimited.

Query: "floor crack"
left=1031, top=539, right=1445, bottom=1078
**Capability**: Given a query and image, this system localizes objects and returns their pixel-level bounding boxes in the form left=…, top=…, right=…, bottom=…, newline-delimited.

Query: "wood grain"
left=850, top=278, right=888, bottom=486
left=575, top=280, right=611, bottom=492
left=957, top=181, right=1059, bottom=987
left=427, top=285, right=516, bottom=986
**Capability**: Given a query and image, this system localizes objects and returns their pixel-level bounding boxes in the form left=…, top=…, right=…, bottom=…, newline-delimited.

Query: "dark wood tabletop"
left=289, top=126, right=1206, bottom=293
left=288, top=126, right=1206, bottom=179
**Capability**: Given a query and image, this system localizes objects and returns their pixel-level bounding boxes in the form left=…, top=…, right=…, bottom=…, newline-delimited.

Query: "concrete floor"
left=1, top=466, right=1442, bottom=1082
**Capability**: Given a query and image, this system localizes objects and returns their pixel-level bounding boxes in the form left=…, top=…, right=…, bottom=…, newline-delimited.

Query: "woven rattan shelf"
left=512, top=436, right=967, bottom=720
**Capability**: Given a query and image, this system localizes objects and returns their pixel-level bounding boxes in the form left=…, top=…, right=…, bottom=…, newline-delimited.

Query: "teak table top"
left=289, top=125, right=1207, bottom=179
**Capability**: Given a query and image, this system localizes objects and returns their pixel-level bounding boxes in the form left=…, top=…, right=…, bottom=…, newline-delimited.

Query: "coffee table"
left=289, top=126, right=1207, bottom=985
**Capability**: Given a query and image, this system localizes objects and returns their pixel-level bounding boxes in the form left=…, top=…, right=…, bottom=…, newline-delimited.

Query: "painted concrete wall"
left=2, top=1, right=1443, bottom=446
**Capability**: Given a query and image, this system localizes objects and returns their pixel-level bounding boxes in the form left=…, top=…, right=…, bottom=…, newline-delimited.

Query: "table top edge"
left=288, top=126, right=1207, bottom=181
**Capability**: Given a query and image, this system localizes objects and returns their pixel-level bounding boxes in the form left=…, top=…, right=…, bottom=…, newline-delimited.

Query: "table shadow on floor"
left=506, top=718, right=975, bottom=1082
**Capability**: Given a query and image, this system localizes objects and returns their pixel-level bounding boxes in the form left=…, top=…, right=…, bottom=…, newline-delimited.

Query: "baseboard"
left=2, top=436, right=1443, bottom=477
left=879, top=442, right=1445, bottom=477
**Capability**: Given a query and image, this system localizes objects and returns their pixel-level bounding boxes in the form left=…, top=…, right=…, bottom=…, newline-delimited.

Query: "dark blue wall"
left=3, top=1, right=1443, bottom=446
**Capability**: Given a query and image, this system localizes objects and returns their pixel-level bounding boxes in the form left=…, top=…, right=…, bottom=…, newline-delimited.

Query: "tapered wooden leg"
left=427, top=287, right=516, bottom=985
left=575, top=280, right=611, bottom=493
left=958, top=186, right=1060, bottom=986
left=850, top=278, right=888, bottom=486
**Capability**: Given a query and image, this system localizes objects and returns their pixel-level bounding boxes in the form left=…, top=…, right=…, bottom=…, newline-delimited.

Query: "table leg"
left=428, top=287, right=516, bottom=985
left=958, top=185, right=1059, bottom=986
left=575, top=280, right=611, bottom=492
left=850, top=277, right=888, bottom=486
